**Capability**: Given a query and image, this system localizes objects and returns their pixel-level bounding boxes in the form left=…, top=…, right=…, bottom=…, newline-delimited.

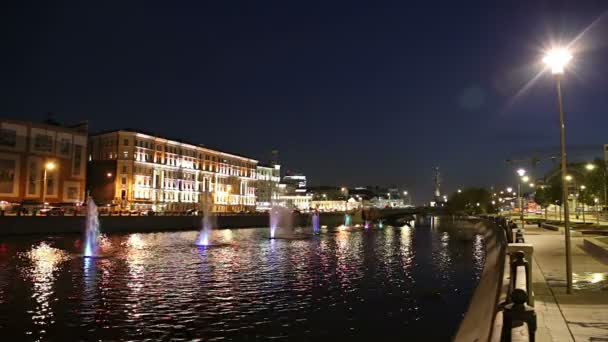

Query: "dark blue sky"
left=2, top=1, right=608, bottom=201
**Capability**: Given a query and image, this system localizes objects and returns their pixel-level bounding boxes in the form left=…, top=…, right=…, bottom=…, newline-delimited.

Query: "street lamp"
left=516, top=169, right=527, bottom=229
left=586, top=162, right=607, bottom=209
left=595, top=197, right=600, bottom=225
left=580, top=185, right=587, bottom=223
left=517, top=168, right=526, bottom=177
left=403, top=190, right=411, bottom=206
left=544, top=47, right=573, bottom=294
left=42, top=161, right=56, bottom=204
left=457, top=189, right=462, bottom=193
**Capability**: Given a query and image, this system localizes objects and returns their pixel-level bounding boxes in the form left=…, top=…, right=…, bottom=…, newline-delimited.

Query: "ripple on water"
left=0, top=224, right=482, bottom=341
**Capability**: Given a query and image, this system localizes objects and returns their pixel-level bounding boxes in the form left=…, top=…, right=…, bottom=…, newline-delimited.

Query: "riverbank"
left=0, top=212, right=360, bottom=236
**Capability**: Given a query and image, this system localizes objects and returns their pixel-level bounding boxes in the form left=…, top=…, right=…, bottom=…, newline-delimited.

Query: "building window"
left=33, top=134, right=54, bottom=152
left=121, top=177, right=127, bottom=185
left=0, top=128, right=17, bottom=148
left=122, top=165, right=127, bottom=173
left=124, top=139, right=129, bottom=146
left=73, top=145, right=83, bottom=176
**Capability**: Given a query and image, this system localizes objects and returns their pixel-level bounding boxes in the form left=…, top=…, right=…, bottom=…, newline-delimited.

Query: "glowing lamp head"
left=45, top=161, right=56, bottom=170
left=516, top=168, right=526, bottom=177
left=521, top=175, right=530, bottom=183
left=586, top=163, right=596, bottom=171
left=543, top=48, right=572, bottom=75
left=506, top=187, right=513, bottom=193
left=580, top=185, right=586, bottom=190
left=565, top=175, right=573, bottom=182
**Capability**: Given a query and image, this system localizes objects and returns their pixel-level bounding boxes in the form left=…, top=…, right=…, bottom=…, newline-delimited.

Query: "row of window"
left=129, top=138, right=253, bottom=168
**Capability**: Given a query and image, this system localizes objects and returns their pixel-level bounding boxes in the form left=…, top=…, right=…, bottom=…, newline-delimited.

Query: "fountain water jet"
left=269, top=205, right=293, bottom=238
left=84, top=198, right=100, bottom=258
left=196, top=213, right=213, bottom=246
left=344, top=213, right=352, bottom=227
left=312, top=211, right=320, bottom=235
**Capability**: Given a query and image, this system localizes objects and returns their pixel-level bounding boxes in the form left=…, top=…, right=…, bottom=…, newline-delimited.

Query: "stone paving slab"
left=525, top=226, right=608, bottom=342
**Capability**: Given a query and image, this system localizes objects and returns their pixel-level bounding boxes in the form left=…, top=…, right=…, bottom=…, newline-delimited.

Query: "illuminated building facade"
left=0, top=118, right=87, bottom=204
left=276, top=171, right=311, bottom=210
left=256, top=163, right=281, bottom=210
left=88, top=130, right=257, bottom=213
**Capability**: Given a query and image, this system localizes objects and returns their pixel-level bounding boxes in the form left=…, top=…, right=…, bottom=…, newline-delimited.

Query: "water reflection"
left=472, top=234, right=485, bottom=277
left=573, top=272, right=608, bottom=290
left=2, top=222, right=482, bottom=341
left=20, top=243, right=69, bottom=341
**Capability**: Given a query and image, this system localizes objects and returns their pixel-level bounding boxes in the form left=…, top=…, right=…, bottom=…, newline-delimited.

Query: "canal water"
left=0, top=217, right=485, bottom=341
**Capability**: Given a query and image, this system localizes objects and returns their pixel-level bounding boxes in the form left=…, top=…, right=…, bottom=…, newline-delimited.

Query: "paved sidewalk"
left=524, top=225, right=608, bottom=342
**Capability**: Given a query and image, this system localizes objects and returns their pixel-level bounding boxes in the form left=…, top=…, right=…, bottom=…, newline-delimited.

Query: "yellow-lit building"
left=256, top=163, right=281, bottom=211
left=88, top=130, right=257, bottom=213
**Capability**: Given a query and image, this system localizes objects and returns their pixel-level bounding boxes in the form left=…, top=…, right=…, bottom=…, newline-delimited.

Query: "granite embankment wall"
left=453, top=217, right=507, bottom=342
left=0, top=212, right=359, bottom=236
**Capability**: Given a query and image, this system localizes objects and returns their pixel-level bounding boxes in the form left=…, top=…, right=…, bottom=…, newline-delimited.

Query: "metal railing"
left=485, top=216, right=536, bottom=342
left=501, top=251, right=536, bottom=342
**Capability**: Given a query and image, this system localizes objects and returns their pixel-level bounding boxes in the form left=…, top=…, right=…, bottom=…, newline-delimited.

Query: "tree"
left=534, top=186, right=551, bottom=220
left=446, top=187, right=494, bottom=215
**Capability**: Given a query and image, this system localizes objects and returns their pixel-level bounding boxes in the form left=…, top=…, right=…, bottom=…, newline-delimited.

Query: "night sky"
left=2, top=1, right=608, bottom=201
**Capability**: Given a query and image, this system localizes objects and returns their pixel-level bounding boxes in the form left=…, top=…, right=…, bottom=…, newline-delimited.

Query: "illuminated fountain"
left=269, top=205, right=294, bottom=239
left=196, top=212, right=214, bottom=246
left=196, top=203, right=230, bottom=247
left=312, top=211, right=320, bottom=235
left=344, top=213, right=352, bottom=227
left=84, top=197, right=100, bottom=258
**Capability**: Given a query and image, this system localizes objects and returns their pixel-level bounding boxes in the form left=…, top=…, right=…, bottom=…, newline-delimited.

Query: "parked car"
left=186, top=209, right=198, bottom=216
left=40, top=207, right=65, bottom=216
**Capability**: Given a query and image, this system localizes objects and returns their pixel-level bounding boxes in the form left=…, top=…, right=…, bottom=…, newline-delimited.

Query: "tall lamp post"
left=580, top=185, right=586, bottom=223
left=517, top=168, right=526, bottom=229
left=403, top=191, right=410, bottom=206
left=42, top=161, right=56, bottom=204
left=543, top=47, right=573, bottom=294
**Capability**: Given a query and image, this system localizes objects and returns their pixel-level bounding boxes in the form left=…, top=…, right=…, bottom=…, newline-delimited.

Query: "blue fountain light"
left=84, top=198, right=100, bottom=258
left=312, top=212, right=320, bottom=235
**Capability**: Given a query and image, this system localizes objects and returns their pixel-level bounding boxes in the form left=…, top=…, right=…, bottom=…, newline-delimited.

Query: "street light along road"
left=543, top=47, right=573, bottom=294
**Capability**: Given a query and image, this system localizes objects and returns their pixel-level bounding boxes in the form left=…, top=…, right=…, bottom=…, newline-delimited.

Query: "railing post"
left=501, top=289, right=536, bottom=342
left=510, top=251, right=532, bottom=303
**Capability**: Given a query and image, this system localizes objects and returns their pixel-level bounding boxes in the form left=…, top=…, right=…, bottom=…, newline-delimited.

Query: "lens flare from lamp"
left=543, top=49, right=572, bottom=75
